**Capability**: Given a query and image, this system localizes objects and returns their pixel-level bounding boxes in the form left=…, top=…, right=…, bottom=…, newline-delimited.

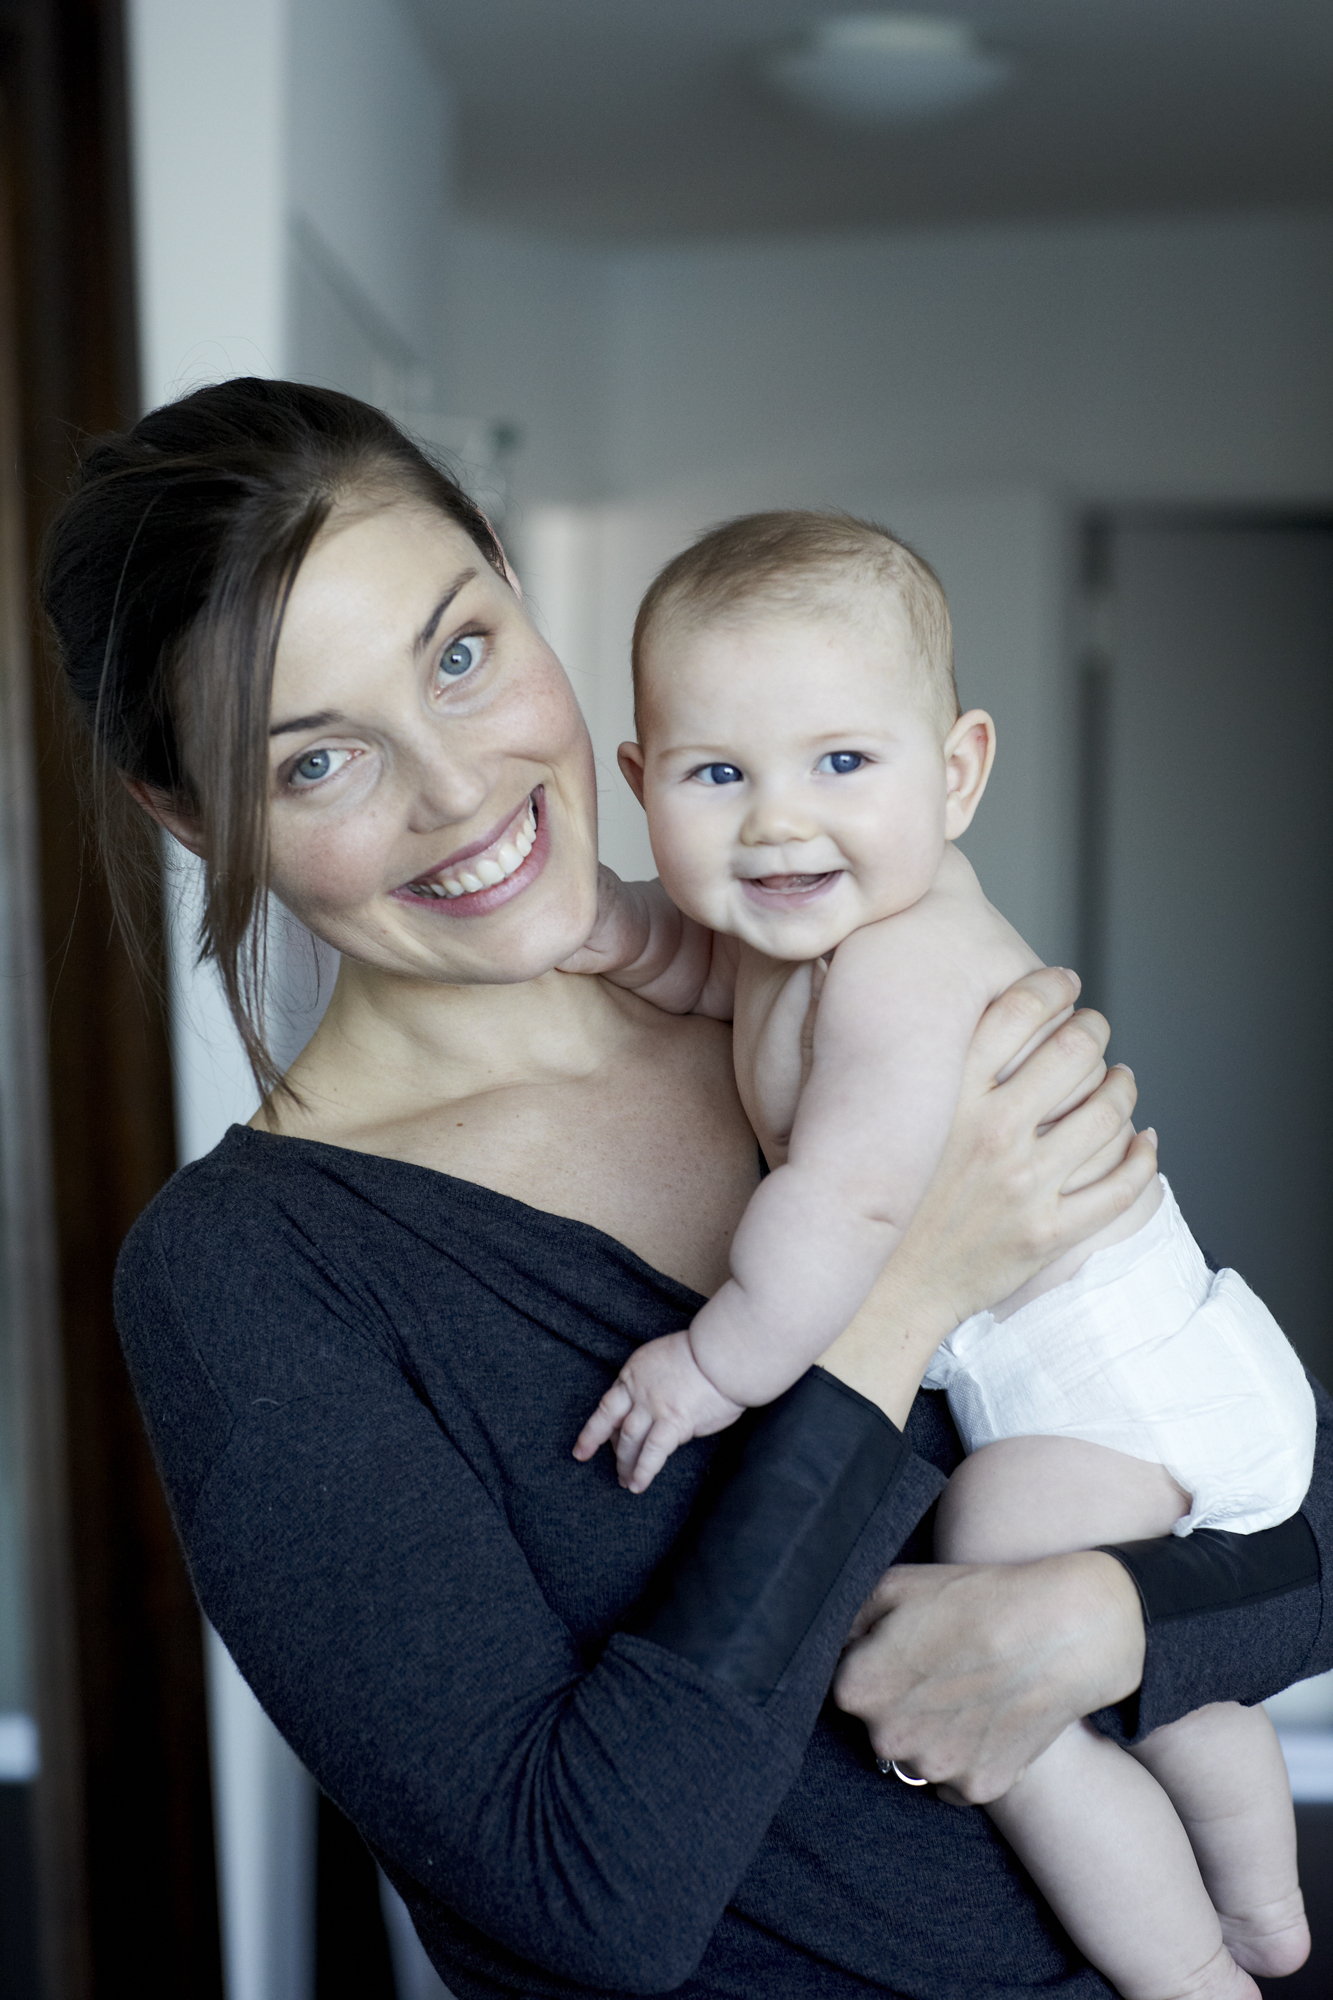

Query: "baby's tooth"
left=474, top=859, right=505, bottom=887
left=459, top=870, right=484, bottom=893
left=497, top=842, right=522, bottom=875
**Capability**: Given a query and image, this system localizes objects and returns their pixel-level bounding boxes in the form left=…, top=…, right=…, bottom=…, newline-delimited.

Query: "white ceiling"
left=416, top=0, right=1333, bottom=241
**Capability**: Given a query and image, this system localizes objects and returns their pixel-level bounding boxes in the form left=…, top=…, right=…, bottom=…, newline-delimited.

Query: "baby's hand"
left=573, top=1331, right=745, bottom=1492
left=556, top=866, right=646, bottom=978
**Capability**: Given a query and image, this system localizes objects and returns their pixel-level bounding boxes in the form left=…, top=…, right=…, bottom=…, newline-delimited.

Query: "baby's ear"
left=617, top=742, right=647, bottom=808
left=943, top=710, right=996, bottom=838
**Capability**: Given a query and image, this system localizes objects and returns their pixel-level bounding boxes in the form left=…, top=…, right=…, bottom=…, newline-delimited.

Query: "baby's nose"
left=740, top=793, right=821, bottom=847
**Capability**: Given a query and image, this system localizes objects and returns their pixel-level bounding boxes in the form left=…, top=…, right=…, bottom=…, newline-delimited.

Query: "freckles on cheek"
left=279, top=824, right=387, bottom=918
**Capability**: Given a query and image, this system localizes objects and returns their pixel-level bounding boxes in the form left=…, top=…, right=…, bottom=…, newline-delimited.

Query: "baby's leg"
left=935, top=1439, right=1284, bottom=2000
left=1130, top=1704, right=1308, bottom=1978
left=934, top=1433, right=1189, bottom=1563
left=986, top=1721, right=1258, bottom=2000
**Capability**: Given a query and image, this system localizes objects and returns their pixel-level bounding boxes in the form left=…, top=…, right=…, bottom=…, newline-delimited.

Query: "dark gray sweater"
left=114, top=1127, right=1331, bottom=1998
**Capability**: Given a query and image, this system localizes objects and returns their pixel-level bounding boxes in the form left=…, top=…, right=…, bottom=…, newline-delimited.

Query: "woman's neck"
left=265, top=955, right=634, bottom=1139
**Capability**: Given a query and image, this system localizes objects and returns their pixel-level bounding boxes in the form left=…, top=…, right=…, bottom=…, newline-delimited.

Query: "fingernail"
left=1144, top=1127, right=1158, bottom=1145
left=1114, top=1063, right=1134, bottom=1079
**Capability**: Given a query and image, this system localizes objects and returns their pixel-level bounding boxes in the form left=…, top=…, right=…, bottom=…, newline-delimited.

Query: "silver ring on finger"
left=876, top=1758, right=930, bottom=1786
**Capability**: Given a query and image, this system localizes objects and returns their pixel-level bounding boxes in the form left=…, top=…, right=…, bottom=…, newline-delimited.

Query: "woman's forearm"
left=819, top=1246, right=958, bottom=1429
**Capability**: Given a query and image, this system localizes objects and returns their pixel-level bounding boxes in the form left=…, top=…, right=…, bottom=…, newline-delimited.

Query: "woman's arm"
left=117, top=970, right=1158, bottom=1989
left=831, top=1456, right=1327, bottom=1805
left=832, top=1354, right=1329, bottom=1803
left=122, top=1216, right=935, bottom=1993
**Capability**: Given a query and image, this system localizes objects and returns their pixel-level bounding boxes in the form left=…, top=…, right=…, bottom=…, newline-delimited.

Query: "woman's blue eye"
left=693, top=763, right=743, bottom=786
left=289, top=746, right=355, bottom=789
left=818, top=752, right=865, bottom=776
left=438, top=634, right=483, bottom=679
left=294, top=749, right=332, bottom=784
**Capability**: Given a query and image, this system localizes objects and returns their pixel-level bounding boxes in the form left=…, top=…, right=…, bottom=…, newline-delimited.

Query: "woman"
left=43, top=379, right=1330, bottom=1997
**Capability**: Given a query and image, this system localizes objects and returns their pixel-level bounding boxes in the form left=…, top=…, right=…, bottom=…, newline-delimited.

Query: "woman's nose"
left=403, top=739, right=493, bottom=834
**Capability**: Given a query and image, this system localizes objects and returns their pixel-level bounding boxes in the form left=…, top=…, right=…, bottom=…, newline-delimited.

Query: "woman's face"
left=265, top=500, right=599, bottom=985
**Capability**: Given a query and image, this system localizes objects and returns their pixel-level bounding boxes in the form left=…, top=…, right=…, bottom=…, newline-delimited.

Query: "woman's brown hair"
left=40, top=377, right=507, bottom=1098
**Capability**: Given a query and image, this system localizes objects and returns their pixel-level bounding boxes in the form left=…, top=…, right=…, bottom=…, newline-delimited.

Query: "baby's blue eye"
left=693, top=763, right=744, bottom=786
left=818, top=752, right=865, bottom=776
left=438, top=634, right=483, bottom=679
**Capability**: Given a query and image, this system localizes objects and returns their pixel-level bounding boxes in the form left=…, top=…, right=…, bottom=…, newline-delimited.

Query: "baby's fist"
left=573, top=1330, right=744, bottom=1492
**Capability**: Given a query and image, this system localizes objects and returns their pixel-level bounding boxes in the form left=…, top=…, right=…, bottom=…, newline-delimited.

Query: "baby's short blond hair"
left=631, top=510, right=958, bottom=739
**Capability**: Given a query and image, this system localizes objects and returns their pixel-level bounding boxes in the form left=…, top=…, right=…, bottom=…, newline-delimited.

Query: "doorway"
left=1079, top=512, right=1333, bottom=1385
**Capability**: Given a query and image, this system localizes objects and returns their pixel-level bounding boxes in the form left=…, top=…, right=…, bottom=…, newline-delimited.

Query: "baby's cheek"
left=644, top=808, right=719, bottom=919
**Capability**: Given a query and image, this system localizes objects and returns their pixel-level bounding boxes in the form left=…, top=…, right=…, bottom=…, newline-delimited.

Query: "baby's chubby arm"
left=557, top=865, right=738, bottom=1018
left=578, top=912, right=997, bottom=1491
left=686, top=918, right=990, bottom=1407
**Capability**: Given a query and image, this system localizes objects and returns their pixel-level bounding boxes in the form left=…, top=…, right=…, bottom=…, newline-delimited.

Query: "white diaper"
left=922, top=1177, right=1315, bottom=1535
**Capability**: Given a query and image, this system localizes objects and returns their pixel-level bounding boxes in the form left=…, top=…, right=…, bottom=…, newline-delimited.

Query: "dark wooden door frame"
left=0, top=0, right=221, bottom=1991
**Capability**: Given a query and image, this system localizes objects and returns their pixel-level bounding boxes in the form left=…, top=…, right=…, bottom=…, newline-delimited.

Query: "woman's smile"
left=396, top=786, right=547, bottom=916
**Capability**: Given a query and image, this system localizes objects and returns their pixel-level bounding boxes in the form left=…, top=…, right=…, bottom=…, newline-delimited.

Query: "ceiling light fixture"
left=762, top=13, right=1014, bottom=127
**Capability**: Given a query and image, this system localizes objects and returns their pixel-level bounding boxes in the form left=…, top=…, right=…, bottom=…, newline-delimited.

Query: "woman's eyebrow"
left=269, top=568, right=480, bottom=737
left=414, top=567, right=478, bottom=654
left=269, top=708, right=345, bottom=739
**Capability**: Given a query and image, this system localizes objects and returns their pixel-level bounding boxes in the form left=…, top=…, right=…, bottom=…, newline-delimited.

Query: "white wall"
left=444, top=222, right=611, bottom=507
left=128, top=9, right=456, bottom=1997
left=464, top=206, right=1333, bottom=958
left=604, top=209, right=1333, bottom=506
left=129, top=0, right=289, bottom=405
left=288, top=0, right=450, bottom=369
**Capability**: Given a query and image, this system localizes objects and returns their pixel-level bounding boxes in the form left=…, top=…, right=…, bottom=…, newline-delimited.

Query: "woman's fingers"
left=982, top=1007, right=1112, bottom=1141
left=963, top=967, right=1084, bottom=1094
left=1050, top=1128, right=1159, bottom=1245
left=833, top=1554, right=1147, bottom=1803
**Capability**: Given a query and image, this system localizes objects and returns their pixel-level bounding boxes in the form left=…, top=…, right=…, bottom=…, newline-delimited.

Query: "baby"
left=570, top=512, right=1316, bottom=2000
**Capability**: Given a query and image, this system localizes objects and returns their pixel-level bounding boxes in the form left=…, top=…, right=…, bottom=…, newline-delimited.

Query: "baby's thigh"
left=934, top=1435, right=1189, bottom=1564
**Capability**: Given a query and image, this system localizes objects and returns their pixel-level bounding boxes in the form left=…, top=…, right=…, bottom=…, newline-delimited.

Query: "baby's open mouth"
left=404, top=792, right=539, bottom=900
left=750, top=872, right=836, bottom=894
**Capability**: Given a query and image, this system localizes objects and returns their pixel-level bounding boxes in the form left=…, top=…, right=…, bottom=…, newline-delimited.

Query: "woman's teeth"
left=409, top=798, right=537, bottom=899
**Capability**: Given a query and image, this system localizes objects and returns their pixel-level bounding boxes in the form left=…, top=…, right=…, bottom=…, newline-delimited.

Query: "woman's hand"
left=832, top=1552, right=1146, bottom=1803
left=820, top=968, right=1157, bottom=1424
left=900, top=966, right=1158, bottom=1327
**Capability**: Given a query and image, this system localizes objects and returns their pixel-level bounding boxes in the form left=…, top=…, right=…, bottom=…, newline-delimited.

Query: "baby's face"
left=631, top=602, right=952, bottom=961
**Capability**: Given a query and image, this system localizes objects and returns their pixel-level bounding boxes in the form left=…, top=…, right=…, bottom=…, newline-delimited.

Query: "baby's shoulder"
left=835, top=847, right=1041, bottom=1006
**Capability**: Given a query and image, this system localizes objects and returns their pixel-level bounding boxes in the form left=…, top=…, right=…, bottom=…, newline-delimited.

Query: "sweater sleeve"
left=117, top=1213, right=943, bottom=1994
left=1091, top=1368, right=1331, bottom=1746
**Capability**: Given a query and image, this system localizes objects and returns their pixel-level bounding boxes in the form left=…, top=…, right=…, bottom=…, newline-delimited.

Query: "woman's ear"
left=617, top=741, right=647, bottom=808
left=123, top=776, right=207, bottom=859
left=942, top=710, right=997, bottom=839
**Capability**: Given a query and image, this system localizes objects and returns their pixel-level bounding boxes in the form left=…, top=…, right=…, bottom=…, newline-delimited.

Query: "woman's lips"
left=393, top=789, right=548, bottom=918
